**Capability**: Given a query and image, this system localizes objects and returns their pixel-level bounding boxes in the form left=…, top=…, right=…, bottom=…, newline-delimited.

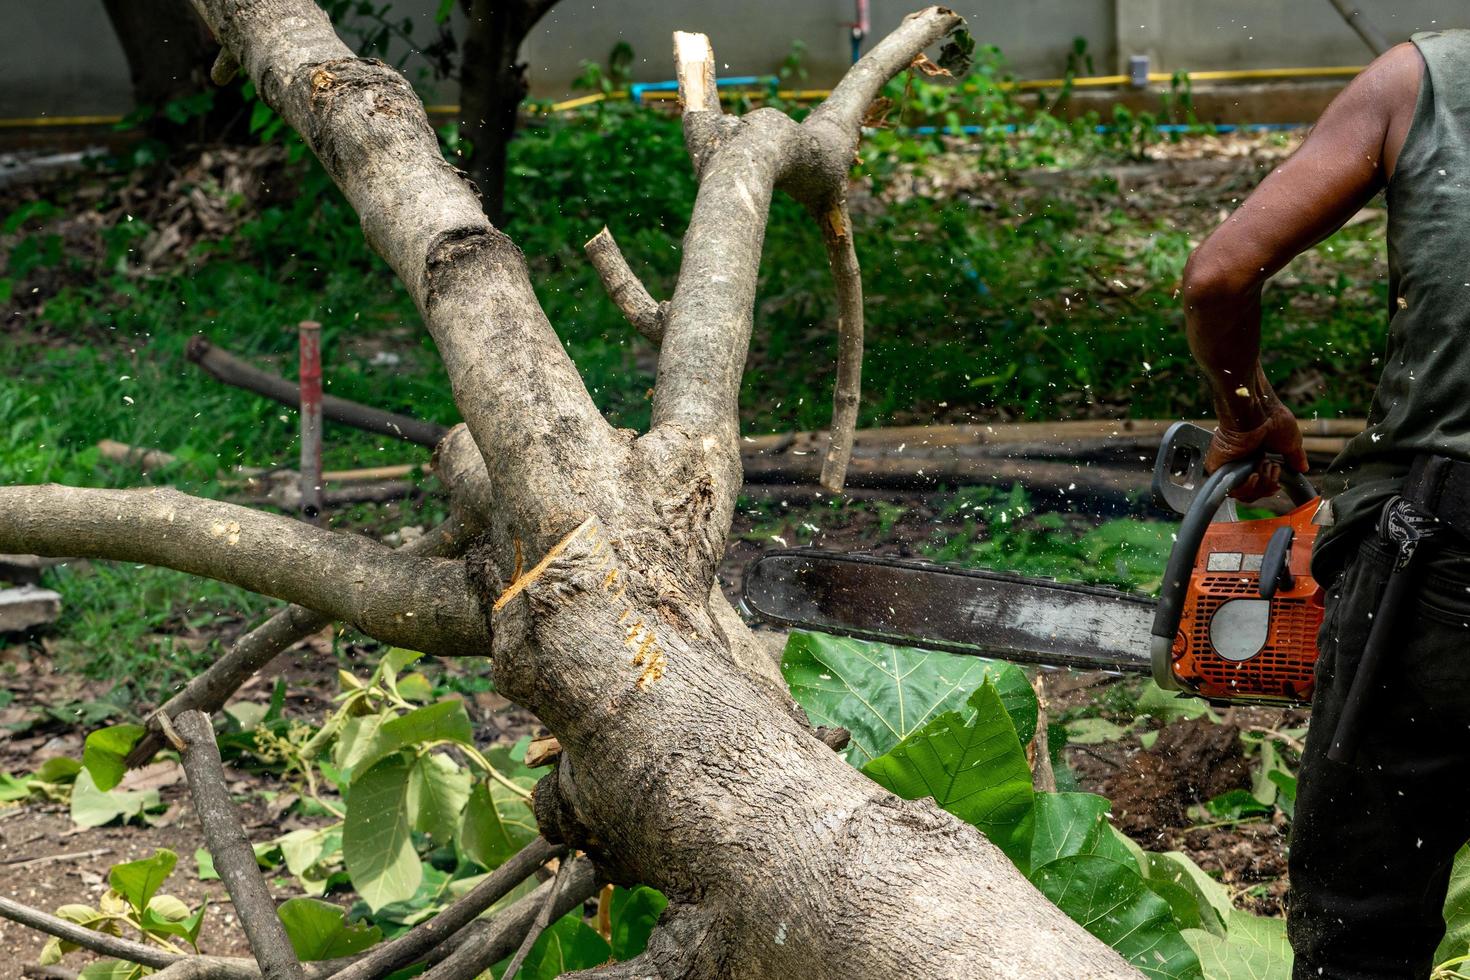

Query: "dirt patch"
left=1106, top=717, right=1252, bottom=844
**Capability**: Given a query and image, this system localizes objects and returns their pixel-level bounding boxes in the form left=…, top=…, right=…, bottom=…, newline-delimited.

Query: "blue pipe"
left=630, top=75, right=777, bottom=104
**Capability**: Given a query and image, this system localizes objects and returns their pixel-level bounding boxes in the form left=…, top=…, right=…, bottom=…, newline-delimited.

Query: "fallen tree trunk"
left=0, top=3, right=1144, bottom=977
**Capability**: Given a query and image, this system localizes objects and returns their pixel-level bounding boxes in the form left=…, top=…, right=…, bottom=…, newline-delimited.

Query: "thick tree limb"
left=0, top=895, right=178, bottom=970
left=175, top=710, right=305, bottom=980
left=189, top=0, right=627, bottom=556
left=186, top=336, right=449, bottom=447
left=815, top=203, right=863, bottom=493
left=418, top=858, right=601, bottom=980
left=327, top=837, right=566, bottom=980
left=584, top=228, right=666, bottom=344
left=0, top=485, right=486, bottom=657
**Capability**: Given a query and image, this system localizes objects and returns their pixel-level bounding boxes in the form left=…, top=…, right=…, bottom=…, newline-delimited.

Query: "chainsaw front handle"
left=1148, top=433, right=1317, bottom=692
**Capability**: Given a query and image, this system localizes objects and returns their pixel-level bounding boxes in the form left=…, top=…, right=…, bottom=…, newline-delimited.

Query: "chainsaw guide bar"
left=742, top=549, right=1156, bottom=674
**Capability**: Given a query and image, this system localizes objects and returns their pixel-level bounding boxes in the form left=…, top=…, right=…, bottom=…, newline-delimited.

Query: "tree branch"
left=188, top=0, right=626, bottom=557
left=418, top=858, right=601, bottom=980
left=501, top=855, right=576, bottom=979
left=327, top=837, right=566, bottom=980
left=1324, top=0, right=1390, bottom=56
left=0, top=485, right=486, bottom=657
left=186, top=336, right=449, bottom=447
left=125, top=510, right=469, bottom=770
left=815, top=203, right=863, bottom=493
left=584, top=228, right=666, bottom=344
left=175, top=710, right=305, bottom=980
left=0, top=895, right=178, bottom=970
left=807, top=7, right=964, bottom=139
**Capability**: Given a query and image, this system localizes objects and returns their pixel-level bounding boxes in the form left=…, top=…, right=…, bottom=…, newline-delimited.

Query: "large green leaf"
left=1031, top=855, right=1203, bottom=980
left=76, top=961, right=145, bottom=980
left=783, top=631, right=1036, bottom=767
left=1183, top=910, right=1292, bottom=980
left=408, top=752, right=471, bottom=843
left=609, top=885, right=668, bottom=960
left=340, top=700, right=474, bottom=782
left=343, top=755, right=421, bottom=911
left=493, top=914, right=611, bottom=978
left=459, top=780, right=537, bottom=871
left=1145, top=851, right=1231, bottom=937
left=1029, top=792, right=1134, bottom=869
left=1439, top=844, right=1470, bottom=965
left=69, top=768, right=160, bottom=828
left=109, top=849, right=176, bottom=914
left=276, top=825, right=342, bottom=878
left=277, top=897, right=382, bottom=961
left=82, top=724, right=145, bottom=791
left=861, top=681, right=1035, bottom=866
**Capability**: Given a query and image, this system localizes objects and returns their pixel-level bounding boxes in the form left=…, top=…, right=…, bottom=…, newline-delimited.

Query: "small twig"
left=0, top=895, right=178, bottom=970
left=502, top=855, right=577, bottom=979
left=584, top=228, right=667, bottom=344
left=2, top=846, right=112, bottom=870
left=1324, top=0, right=1391, bottom=55
left=1244, top=725, right=1306, bottom=754
left=816, top=201, right=864, bottom=495
left=419, top=859, right=602, bottom=980
left=175, top=711, right=305, bottom=980
left=327, top=837, right=567, bottom=980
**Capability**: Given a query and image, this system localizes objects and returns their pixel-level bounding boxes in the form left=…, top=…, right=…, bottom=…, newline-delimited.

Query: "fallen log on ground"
left=186, top=335, right=449, bottom=446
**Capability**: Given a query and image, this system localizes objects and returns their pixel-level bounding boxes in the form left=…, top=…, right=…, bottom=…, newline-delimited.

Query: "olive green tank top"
left=1315, top=29, right=1470, bottom=576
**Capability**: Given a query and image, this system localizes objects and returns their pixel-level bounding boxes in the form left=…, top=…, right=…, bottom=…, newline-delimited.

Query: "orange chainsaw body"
left=1166, top=500, right=1325, bottom=704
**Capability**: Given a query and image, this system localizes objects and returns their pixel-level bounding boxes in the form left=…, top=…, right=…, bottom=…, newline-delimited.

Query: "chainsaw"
left=741, top=422, right=1328, bottom=706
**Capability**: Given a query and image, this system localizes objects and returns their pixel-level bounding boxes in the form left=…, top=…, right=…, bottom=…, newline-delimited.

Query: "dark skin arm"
left=1183, top=42, right=1423, bottom=499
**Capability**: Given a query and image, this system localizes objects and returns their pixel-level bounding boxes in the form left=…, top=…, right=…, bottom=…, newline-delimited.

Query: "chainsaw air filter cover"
left=1172, top=501, right=1324, bottom=704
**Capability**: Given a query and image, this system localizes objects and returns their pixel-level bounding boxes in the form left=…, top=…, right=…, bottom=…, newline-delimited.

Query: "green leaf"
left=1135, top=684, right=1212, bottom=725
left=140, top=895, right=207, bottom=947
left=609, top=886, right=668, bottom=960
left=1031, top=855, right=1203, bottom=980
left=1203, top=789, right=1273, bottom=821
left=70, top=768, right=161, bottom=828
left=194, top=847, right=219, bottom=881
left=1064, top=717, right=1131, bottom=745
left=861, top=681, right=1035, bottom=867
left=277, top=897, right=383, bottom=961
left=0, top=772, right=30, bottom=801
left=409, top=752, right=471, bottom=843
left=277, top=825, right=342, bottom=877
left=1267, top=770, right=1297, bottom=821
left=782, top=631, right=1036, bottom=767
left=1029, top=792, right=1133, bottom=869
left=109, top=848, right=177, bottom=913
left=459, top=780, right=537, bottom=871
left=77, top=961, right=145, bottom=980
left=35, top=756, right=82, bottom=784
left=82, top=724, right=145, bottom=792
left=1183, top=910, right=1293, bottom=979
left=1438, top=844, right=1470, bottom=965
left=496, top=914, right=611, bottom=978
left=1144, top=852, right=1231, bottom=937
left=343, top=700, right=474, bottom=782
left=343, top=755, right=421, bottom=911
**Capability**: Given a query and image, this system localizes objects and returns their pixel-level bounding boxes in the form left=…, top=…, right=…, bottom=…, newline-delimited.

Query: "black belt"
left=1327, top=454, right=1470, bottom=764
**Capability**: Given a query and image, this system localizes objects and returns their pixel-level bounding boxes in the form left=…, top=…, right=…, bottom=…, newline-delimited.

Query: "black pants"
left=1290, top=536, right=1470, bottom=978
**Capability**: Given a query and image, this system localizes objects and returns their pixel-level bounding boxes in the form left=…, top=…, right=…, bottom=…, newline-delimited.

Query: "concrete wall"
left=3, top=1, right=1466, bottom=121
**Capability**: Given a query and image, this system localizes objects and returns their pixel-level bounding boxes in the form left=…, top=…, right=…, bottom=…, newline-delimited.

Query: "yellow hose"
left=0, top=65, right=1367, bottom=128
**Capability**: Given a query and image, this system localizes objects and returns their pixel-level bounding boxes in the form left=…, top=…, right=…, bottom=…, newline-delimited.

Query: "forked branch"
left=0, top=485, right=485, bottom=656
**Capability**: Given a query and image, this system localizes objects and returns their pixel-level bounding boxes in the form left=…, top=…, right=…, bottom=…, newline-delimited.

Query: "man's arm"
left=1182, top=42, right=1423, bottom=498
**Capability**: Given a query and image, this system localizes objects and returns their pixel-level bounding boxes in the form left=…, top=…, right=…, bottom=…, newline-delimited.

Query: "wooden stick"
left=175, top=710, right=304, bottom=980
left=2, top=847, right=112, bottom=870
left=186, top=336, right=449, bottom=447
left=584, top=228, right=666, bottom=344
left=817, top=202, right=863, bottom=495
left=1324, top=0, right=1390, bottom=55
left=501, top=856, right=577, bottom=980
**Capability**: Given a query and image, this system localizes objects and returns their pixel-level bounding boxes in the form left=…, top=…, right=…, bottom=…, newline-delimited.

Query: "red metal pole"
left=298, top=320, right=324, bottom=525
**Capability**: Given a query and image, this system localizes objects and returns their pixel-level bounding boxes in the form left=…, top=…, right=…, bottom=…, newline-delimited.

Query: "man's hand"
left=1206, top=395, right=1309, bottom=501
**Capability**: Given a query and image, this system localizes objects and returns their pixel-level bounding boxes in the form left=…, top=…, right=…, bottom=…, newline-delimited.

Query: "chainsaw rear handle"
left=1149, top=435, right=1317, bottom=692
